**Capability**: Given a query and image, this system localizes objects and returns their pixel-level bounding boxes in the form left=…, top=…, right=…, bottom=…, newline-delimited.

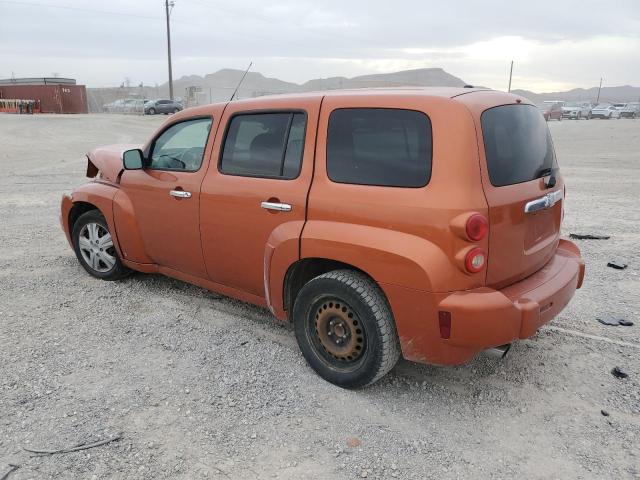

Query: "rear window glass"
left=327, top=108, right=432, bottom=187
left=481, top=104, right=557, bottom=187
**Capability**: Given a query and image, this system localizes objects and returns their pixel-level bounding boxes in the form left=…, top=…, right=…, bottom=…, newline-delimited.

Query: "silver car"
left=562, top=101, right=592, bottom=120
left=590, top=104, right=619, bottom=119
left=619, top=102, right=640, bottom=119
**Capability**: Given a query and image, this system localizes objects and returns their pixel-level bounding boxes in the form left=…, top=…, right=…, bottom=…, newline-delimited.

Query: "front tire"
left=72, top=210, right=130, bottom=280
left=148, top=107, right=156, bottom=115
left=293, top=270, right=400, bottom=388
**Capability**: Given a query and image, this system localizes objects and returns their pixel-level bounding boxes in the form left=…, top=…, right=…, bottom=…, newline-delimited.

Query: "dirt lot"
left=0, top=113, right=638, bottom=479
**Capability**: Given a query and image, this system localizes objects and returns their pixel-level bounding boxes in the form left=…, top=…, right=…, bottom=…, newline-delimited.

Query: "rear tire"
left=293, top=270, right=400, bottom=388
left=72, top=210, right=130, bottom=281
left=148, top=107, right=156, bottom=115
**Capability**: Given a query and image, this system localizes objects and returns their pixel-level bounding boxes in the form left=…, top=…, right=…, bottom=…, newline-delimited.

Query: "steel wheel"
left=293, top=270, right=400, bottom=388
left=313, top=298, right=366, bottom=363
left=78, top=222, right=116, bottom=273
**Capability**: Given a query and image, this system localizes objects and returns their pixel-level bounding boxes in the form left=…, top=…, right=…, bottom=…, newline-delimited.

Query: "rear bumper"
left=440, top=239, right=584, bottom=348
left=386, top=239, right=584, bottom=366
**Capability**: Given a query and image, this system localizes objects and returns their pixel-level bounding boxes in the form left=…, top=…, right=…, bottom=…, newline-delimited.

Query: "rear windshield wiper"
left=536, top=166, right=557, bottom=188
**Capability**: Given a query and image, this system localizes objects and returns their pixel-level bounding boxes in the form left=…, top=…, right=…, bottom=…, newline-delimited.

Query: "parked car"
left=619, top=102, right=640, bottom=118
left=538, top=102, right=563, bottom=121
left=145, top=99, right=183, bottom=115
left=562, top=101, right=592, bottom=120
left=60, top=89, right=585, bottom=388
left=590, top=104, right=619, bottom=119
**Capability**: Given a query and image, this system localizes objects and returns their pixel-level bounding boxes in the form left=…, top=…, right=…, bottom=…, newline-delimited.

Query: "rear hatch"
left=479, top=104, right=563, bottom=288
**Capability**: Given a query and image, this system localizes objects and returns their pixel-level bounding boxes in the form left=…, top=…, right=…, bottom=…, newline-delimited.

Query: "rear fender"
left=264, top=221, right=306, bottom=320
left=300, top=221, right=451, bottom=291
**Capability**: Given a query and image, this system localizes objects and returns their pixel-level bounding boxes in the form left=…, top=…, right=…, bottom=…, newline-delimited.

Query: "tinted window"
left=149, top=118, right=212, bottom=171
left=327, top=108, right=432, bottom=187
left=220, top=112, right=306, bottom=178
left=481, top=104, right=557, bottom=187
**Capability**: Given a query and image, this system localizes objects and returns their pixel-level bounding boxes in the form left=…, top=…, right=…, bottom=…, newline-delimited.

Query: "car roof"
left=182, top=87, right=530, bottom=117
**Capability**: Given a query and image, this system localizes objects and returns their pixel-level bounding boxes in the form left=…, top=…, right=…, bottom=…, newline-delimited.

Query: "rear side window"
left=327, top=108, right=432, bottom=187
left=481, top=104, right=557, bottom=187
left=220, top=112, right=306, bottom=179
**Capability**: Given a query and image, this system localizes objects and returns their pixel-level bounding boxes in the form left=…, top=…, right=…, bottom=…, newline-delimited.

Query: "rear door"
left=477, top=103, right=563, bottom=288
left=199, top=96, right=321, bottom=298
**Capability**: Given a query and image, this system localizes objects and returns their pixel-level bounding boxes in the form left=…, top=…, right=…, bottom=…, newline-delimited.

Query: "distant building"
left=0, top=77, right=88, bottom=113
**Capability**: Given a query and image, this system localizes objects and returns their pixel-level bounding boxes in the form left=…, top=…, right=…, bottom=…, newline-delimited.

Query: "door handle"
left=261, top=201, right=292, bottom=212
left=170, top=189, right=192, bottom=198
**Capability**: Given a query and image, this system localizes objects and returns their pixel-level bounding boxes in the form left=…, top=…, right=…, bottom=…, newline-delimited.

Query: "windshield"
left=565, top=102, right=581, bottom=107
left=481, top=104, right=557, bottom=187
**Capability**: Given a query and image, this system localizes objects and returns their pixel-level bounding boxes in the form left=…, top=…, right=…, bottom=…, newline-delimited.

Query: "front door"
left=200, top=96, right=321, bottom=298
left=119, top=112, right=220, bottom=277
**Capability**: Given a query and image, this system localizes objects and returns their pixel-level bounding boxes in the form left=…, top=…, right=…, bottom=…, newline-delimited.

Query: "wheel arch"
left=282, top=258, right=372, bottom=321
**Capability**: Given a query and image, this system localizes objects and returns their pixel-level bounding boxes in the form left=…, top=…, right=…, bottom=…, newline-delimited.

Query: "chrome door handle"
left=170, top=190, right=192, bottom=198
left=261, top=201, right=292, bottom=212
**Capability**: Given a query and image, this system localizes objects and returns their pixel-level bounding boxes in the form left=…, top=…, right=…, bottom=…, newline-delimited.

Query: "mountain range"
left=86, top=67, right=640, bottom=111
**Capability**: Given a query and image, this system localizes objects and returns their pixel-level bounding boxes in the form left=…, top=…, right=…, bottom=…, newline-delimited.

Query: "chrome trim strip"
left=524, top=189, right=563, bottom=213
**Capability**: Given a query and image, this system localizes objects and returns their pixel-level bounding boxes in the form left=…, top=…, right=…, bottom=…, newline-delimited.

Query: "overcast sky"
left=1, top=0, right=639, bottom=91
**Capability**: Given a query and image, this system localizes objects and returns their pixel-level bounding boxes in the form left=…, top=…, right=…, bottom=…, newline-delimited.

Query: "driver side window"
left=149, top=117, right=212, bottom=171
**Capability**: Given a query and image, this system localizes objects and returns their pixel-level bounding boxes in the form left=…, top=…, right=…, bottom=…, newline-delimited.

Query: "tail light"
left=465, top=247, right=486, bottom=273
left=466, top=214, right=488, bottom=241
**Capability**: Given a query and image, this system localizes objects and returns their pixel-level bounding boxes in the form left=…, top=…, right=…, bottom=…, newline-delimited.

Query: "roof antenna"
left=229, top=62, right=252, bottom=101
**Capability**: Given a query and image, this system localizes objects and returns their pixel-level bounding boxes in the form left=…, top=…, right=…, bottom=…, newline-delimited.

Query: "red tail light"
left=465, top=247, right=486, bottom=273
left=466, top=214, right=488, bottom=241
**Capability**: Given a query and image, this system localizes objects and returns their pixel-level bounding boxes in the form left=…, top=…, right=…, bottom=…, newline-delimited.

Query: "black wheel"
left=148, top=107, right=156, bottom=115
left=293, top=270, right=400, bottom=388
left=72, top=210, right=130, bottom=281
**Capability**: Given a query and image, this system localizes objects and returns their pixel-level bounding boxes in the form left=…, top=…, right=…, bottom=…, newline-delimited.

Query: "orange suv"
left=60, top=88, right=585, bottom=388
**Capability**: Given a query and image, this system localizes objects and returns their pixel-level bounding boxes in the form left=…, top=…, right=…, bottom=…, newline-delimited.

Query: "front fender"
left=300, top=221, right=452, bottom=292
left=64, top=182, right=122, bottom=257
left=112, top=189, right=153, bottom=264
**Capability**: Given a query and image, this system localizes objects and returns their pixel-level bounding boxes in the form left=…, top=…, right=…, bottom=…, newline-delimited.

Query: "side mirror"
left=123, top=149, right=144, bottom=170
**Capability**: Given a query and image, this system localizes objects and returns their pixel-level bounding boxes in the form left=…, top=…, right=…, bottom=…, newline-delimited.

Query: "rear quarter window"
left=481, top=104, right=557, bottom=187
left=327, top=108, right=432, bottom=188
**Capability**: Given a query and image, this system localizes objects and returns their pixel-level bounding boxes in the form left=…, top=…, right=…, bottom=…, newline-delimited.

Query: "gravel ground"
left=0, top=113, right=638, bottom=480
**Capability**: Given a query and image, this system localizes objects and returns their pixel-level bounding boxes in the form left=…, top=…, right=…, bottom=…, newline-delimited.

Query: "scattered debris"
left=346, top=437, right=362, bottom=448
left=24, top=433, right=123, bottom=456
left=597, top=316, right=634, bottom=327
left=611, top=367, right=629, bottom=379
left=600, top=409, right=610, bottom=417
left=607, top=261, right=628, bottom=270
left=0, top=464, right=19, bottom=480
left=569, top=233, right=610, bottom=240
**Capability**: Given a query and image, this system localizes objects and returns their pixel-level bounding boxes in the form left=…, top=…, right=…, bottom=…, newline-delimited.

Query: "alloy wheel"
left=78, top=222, right=116, bottom=273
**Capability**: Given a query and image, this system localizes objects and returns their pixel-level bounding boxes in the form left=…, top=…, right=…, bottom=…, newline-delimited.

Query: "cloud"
left=0, top=0, right=638, bottom=90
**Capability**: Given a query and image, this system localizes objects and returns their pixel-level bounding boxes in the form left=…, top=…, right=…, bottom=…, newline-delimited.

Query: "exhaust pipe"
left=485, top=343, right=511, bottom=359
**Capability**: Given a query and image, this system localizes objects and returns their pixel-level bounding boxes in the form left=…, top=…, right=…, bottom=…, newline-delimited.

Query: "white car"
left=590, top=104, right=619, bottom=119
left=562, top=102, right=592, bottom=120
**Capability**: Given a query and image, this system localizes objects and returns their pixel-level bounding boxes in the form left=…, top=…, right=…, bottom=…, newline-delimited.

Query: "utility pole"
left=165, top=0, right=175, bottom=100
left=596, top=77, right=603, bottom=104
left=508, top=60, right=514, bottom=92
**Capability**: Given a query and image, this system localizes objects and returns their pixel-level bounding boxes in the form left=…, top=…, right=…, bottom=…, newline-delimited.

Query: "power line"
left=0, top=0, right=164, bottom=21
